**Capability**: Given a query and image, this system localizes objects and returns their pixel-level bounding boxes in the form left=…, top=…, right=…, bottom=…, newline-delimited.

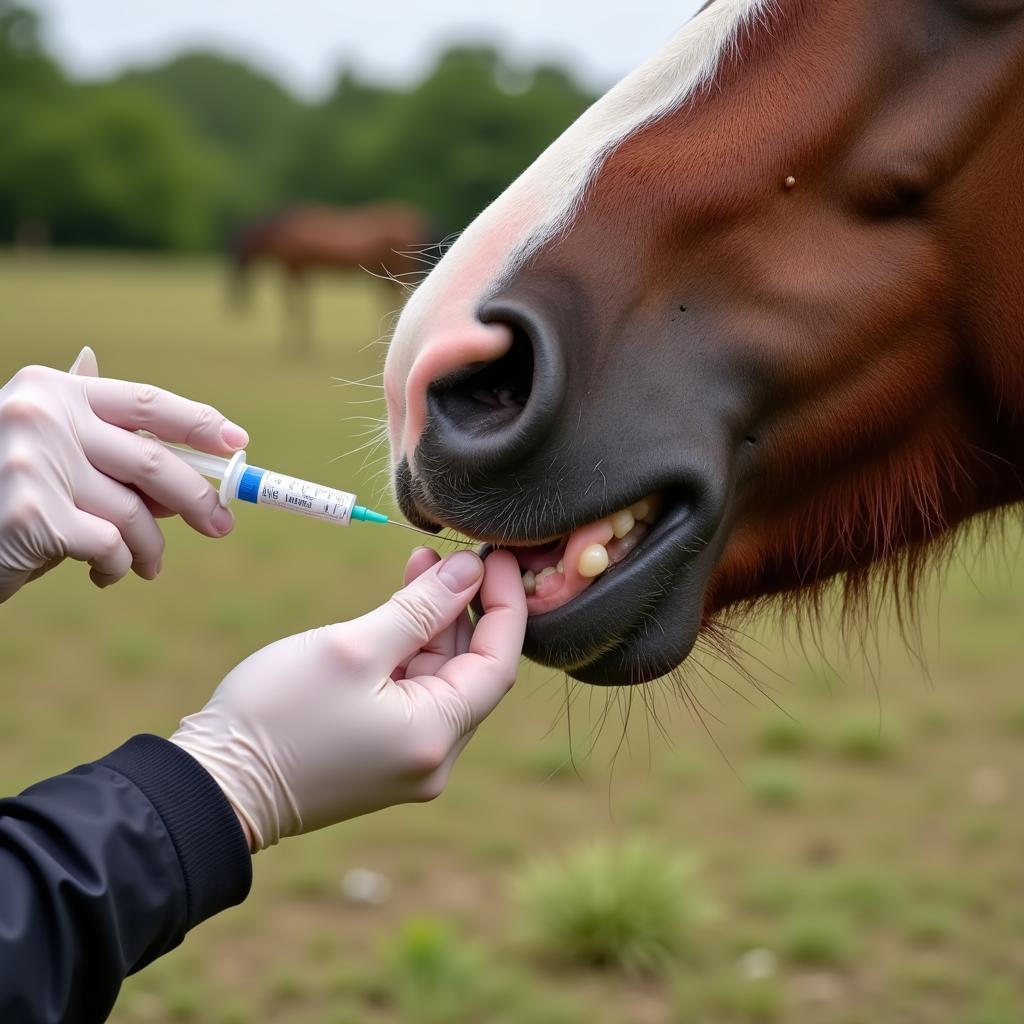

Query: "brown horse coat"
left=384, top=0, right=1024, bottom=684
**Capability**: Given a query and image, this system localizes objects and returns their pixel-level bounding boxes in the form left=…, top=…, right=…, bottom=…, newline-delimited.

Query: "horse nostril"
left=426, top=300, right=566, bottom=473
left=429, top=323, right=534, bottom=438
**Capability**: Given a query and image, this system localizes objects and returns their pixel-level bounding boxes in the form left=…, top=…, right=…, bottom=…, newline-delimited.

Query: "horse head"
left=384, top=0, right=1024, bottom=685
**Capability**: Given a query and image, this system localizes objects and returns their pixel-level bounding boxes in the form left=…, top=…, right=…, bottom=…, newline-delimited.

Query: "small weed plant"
left=516, top=839, right=708, bottom=972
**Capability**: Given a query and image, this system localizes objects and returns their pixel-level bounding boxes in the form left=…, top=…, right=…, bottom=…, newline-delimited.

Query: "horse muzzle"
left=389, top=270, right=744, bottom=684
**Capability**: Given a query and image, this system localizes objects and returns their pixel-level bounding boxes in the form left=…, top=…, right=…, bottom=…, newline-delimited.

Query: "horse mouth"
left=498, top=493, right=665, bottom=616
left=473, top=487, right=705, bottom=684
left=396, top=458, right=712, bottom=684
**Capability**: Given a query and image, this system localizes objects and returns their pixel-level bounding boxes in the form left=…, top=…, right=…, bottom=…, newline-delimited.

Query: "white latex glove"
left=171, top=547, right=527, bottom=852
left=0, top=348, right=249, bottom=602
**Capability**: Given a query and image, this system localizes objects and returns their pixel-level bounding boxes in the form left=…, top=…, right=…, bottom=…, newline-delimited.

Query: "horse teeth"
left=641, top=493, right=663, bottom=523
left=520, top=492, right=662, bottom=597
left=578, top=544, right=610, bottom=578
left=629, top=498, right=650, bottom=521
left=610, top=510, right=635, bottom=538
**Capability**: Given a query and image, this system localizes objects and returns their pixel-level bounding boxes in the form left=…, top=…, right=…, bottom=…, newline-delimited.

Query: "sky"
left=27, top=1, right=706, bottom=98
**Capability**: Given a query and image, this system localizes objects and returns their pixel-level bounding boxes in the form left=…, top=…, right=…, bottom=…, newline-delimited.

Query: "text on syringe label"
left=237, top=467, right=356, bottom=526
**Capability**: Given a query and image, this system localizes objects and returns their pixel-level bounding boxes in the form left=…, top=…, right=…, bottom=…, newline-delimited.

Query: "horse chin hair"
left=702, top=429, right=1018, bottom=681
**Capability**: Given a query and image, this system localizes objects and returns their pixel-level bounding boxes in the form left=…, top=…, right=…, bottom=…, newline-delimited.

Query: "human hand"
left=0, top=347, right=248, bottom=602
left=170, top=548, right=527, bottom=852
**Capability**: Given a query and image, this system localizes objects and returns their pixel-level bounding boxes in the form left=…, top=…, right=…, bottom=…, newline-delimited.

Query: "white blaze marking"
left=503, top=0, right=770, bottom=277
left=388, top=0, right=768, bottom=461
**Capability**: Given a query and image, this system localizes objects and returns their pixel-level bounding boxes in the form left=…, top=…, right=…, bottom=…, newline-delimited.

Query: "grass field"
left=1, top=252, right=1023, bottom=1024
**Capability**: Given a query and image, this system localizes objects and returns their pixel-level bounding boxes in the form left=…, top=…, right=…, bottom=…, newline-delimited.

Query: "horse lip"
left=399, top=461, right=679, bottom=549
left=430, top=488, right=673, bottom=553
left=393, top=457, right=445, bottom=533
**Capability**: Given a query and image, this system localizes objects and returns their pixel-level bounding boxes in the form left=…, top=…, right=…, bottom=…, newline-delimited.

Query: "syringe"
left=158, top=441, right=437, bottom=537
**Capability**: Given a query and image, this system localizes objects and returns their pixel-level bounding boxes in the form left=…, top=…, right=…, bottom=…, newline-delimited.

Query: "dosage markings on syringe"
left=240, top=467, right=357, bottom=526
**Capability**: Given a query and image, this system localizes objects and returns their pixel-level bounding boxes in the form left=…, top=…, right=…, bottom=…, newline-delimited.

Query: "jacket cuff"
left=97, top=734, right=252, bottom=929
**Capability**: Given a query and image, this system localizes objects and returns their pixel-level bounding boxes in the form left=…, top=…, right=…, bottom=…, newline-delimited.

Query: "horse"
left=231, top=202, right=436, bottom=354
left=383, top=0, right=1024, bottom=687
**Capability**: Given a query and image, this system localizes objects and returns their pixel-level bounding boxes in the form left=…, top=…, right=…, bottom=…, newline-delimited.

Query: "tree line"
left=0, top=1, right=596, bottom=251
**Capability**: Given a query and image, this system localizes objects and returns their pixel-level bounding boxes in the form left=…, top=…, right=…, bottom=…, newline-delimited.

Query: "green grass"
left=165, top=982, right=206, bottom=1021
left=524, top=744, right=581, bottom=781
left=748, top=760, right=807, bottom=807
left=780, top=911, right=855, bottom=966
left=966, top=979, right=1024, bottom=1024
left=676, top=969, right=784, bottom=1023
left=904, top=906, right=957, bottom=947
left=833, top=713, right=902, bottom=762
left=266, top=968, right=310, bottom=1003
left=358, top=917, right=582, bottom=1024
left=102, top=627, right=166, bottom=674
left=755, top=713, right=810, bottom=753
left=819, top=866, right=902, bottom=925
left=1007, top=702, right=1024, bottom=736
left=742, top=871, right=805, bottom=915
left=515, top=839, right=707, bottom=972
left=2, top=254, right=1024, bottom=1024
left=662, top=749, right=706, bottom=786
left=281, top=859, right=335, bottom=899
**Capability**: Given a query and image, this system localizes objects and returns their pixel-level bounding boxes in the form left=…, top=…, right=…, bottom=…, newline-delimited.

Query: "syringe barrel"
left=232, top=465, right=358, bottom=526
left=158, top=443, right=230, bottom=481
left=159, top=440, right=364, bottom=526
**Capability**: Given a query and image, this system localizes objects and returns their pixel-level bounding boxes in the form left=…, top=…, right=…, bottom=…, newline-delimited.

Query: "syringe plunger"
left=158, top=441, right=429, bottom=533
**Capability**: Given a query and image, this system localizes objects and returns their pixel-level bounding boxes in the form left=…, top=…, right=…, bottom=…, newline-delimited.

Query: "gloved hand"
left=0, top=348, right=248, bottom=602
left=171, top=547, right=527, bottom=852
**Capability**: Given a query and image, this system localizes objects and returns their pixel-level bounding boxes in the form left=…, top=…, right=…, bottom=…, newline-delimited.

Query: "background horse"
left=384, top=0, right=1024, bottom=685
left=232, top=202, right=436, bottom=354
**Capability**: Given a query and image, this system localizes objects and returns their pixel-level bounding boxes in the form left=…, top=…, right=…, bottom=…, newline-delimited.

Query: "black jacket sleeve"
left=0, top=734, right=252, bottom=1023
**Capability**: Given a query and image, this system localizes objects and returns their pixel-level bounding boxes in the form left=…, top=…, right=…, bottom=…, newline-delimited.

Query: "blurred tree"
left=284, top=47, right=595, bottom=233
left=0, top=0, right=63, bottom=95
left=119, top=53, right=303, bottom=221
left=0, top=0, right=598, bottom=249
left=281, top=70, right=400, bottom=212
left=0, top=2, right=62, bottom=243
left=0, top=84, right=229, bottom=248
